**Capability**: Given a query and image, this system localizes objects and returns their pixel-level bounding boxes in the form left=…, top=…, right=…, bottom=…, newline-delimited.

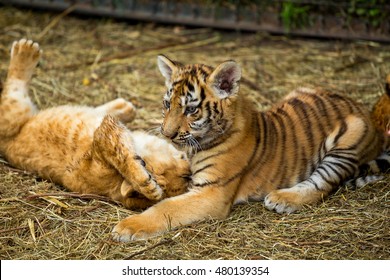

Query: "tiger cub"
left=112, top=55, right=389, bottom=241
left=0, top=39, right=190, bottom=209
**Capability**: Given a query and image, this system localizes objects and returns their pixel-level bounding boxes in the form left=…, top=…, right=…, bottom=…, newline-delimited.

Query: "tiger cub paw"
left=9, top=39, right=42, bottom=81
left=264, top=189, right=303, bottom=214
left=112, top=213, right=165, bottom=242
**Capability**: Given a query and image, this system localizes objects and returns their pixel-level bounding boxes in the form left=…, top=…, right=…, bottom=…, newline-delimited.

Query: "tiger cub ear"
left=157, top=55, right=178, bottom=86
left=208, top=60, right=241, bottom=99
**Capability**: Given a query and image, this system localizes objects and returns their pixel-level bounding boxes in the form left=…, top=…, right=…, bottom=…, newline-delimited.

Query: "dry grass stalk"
left=0, top=7, right=389, bottom=260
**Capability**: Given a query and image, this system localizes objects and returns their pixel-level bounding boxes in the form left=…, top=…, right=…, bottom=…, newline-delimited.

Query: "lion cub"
left=372, top=74, right=390, bottom=149
left=0, top=39, right=190, bottom=209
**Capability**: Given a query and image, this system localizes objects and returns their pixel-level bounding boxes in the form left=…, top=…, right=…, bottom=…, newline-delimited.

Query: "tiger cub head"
left=157, top=55, right=242, bottom=153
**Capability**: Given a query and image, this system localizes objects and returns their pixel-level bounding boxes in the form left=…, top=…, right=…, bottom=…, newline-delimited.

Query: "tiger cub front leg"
left=112, top=186, right=233, bottom=241
left=93, top=115, right=163, bottom=201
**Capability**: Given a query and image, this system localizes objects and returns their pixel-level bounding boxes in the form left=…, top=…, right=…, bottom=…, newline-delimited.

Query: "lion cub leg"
left=96, top=98, right=136, bottom=124
left=92, top=115, right=163, bottom=201
left=0, top=39, right=41, bottom=137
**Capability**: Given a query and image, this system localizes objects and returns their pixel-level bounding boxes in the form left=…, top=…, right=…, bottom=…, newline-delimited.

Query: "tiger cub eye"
left=185, top=106, right=198, bottom=115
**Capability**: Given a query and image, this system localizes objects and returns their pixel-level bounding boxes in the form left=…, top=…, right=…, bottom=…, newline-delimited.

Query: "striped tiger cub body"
left=112, top=56, right=388, bottom=241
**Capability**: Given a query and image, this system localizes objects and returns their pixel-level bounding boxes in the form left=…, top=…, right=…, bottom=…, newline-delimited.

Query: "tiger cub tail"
left=348, top=75, right=390, bottom=187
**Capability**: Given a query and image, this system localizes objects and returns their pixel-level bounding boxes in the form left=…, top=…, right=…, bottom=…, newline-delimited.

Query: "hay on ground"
left=0, top=7, right=389, bottom=260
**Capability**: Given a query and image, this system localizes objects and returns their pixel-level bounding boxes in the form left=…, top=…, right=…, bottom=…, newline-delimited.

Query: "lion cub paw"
left=136, top=178, right=164, bottom=201
left=98, top=98, right=136, bottom=123
left=9, top=39, right=42, bottom=81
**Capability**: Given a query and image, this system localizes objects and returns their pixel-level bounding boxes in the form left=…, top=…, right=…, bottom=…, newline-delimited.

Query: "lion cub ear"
left=208, top=60, right=241, bottom=99
left=157, top=55, right=179, bottom=86
left=120, top=181, right=134, bottom=197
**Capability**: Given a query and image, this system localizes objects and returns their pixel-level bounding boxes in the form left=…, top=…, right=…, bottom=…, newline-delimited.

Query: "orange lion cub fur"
left=0, top=39, right=190, bottom=209
left=371, top=74, right=390, bottom=149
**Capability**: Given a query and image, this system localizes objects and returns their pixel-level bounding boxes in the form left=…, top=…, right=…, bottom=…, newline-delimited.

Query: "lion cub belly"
left=5, top=105, right=102, bottom=183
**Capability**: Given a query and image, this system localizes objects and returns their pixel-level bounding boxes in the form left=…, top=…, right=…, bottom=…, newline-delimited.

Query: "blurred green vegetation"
left=207, top=0, right=390, bottom=32
left=346, top=0, right=388, bottom=27
left=46, top=0, right=390, bottom=33
left=280, top=2, right=311, bottom=32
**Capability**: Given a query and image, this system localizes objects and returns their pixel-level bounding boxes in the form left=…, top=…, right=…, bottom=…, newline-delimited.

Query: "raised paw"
left=264, top=189, right=303, bottom=214
left=97, top=98, right=136, bottom=123
left=9, top=39, right=42, bottom=81
left=135, top=177, right=164, bottom=201
left=121, top=169, right=164, bottom=201
left=112, top=212, right=167, bottom=242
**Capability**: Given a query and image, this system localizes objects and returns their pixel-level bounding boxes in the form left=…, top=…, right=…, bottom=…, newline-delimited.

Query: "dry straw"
left=0, top=7, right=389, bottom=260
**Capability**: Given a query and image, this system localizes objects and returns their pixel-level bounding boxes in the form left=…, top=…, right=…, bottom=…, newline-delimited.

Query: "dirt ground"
left=0, top=6, right=389, bottom=260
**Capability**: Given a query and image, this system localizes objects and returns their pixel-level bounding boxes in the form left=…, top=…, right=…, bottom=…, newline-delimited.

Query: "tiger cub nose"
left=161, top=128, right=178, bottom=140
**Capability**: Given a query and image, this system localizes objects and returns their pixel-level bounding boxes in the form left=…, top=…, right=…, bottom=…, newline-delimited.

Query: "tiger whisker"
left=185, top=136, right=202, bottom=154
left=146, top=126, right=162, bottom=136
left=191, top=137, right=202, bottom=152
